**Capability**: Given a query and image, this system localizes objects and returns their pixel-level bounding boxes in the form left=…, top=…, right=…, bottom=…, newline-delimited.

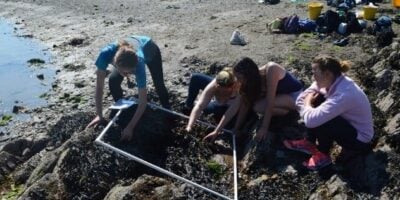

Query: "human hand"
left=255, top=126, right=268, bottom=142
left=86, top=116, right=107, bottom=129
left=305, top=92, right=320, bottom=108
left=203, top=130, right=219, bottom=142
left=120, top=127, right=134, bottom=142
left=185, top=125, right=192, bottom=133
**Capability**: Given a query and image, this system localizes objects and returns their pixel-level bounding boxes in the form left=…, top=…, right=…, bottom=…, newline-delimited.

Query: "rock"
left=26, top=148, right=64, bottom=187
left=6, top=160, right=16, bottom=169
left=22, top=148, right=31, bottom=157
left=127, top=17, right=133, bottom=23
left=27, top=58, right=45, bottom=65
left=13, top=151, right=48, bottom=185
left=377, top=46, right=392, bottom=60
left=69, top=37, right=84, bottom=46
left=104, top=184, right=132, bottom=200
left=19, top=173, right=60, bottom=199
left=0, top=151, right=21, bottom=177
left=36, top=74, right=44, bottom=80
left=388, top=51, right=400, bottom=70
left=326, top=175, right=347, bottom=196
left=375, top=69, right=393, bottom=90
left=385, top=113, right=400, bottom=134
left=12, top=105, right=25, bottom=114
left=1, top=138, right=31, bottom=156
left=153, top=184, right=183, bottom=199
left=371, top=60, right=387, bottom=74
left=375, top=93, right=394, bottom=113
left=283, top=165, right=297, bottom=174
left=247, top=174, right=269, bottom=187
left=309, top=175, right=349, bottom=200
left=391, top=41, right=399, bottom=50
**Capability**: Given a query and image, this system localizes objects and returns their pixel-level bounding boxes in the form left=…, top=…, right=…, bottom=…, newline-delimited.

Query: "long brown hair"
left=113, top=39, right=138, bottom=69
left=233, top=57, right=261, bottom=106
left=312, top=55, right=351, bottom=77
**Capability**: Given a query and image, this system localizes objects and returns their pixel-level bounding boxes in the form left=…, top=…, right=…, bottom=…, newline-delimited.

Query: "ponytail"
left=339, top=60, right=352, bottom=73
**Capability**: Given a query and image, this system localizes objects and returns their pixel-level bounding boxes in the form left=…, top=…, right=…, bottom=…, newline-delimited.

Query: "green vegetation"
left=294, top=40, right=312, bottom=51
left=0, top=115, right=12, bottom=126
left=1, top=176, right=24, bottom=200
left=206, top=160, right=224, bottom=179
left=331, top=45, right=343, bottom=52
left=1, top=184, right=24, bottom=199
left=59, top=94, right=87, bottom=104
left=299, top=32, right=314, bottom=39
left=287, top=55, right=298, bottom=65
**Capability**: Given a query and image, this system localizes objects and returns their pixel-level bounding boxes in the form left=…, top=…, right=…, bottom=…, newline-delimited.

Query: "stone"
left=385, top=113, right=400, bottom=134
left=247, top=174, right=269, bottom=187
left=371, top=60, right=387, bottom=74
left=376, top=93, right=394, bottom=113
left=36, top=74, right=44, bottom=80
left=375, top=69, right=393, bottom=90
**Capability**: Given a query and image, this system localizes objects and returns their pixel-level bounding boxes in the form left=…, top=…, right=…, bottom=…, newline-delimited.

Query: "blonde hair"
left=216, top=67, right=235, bottom=87
left=114, top=39, right=137, bottom=69
left=312, top=55, right=351, bottom=76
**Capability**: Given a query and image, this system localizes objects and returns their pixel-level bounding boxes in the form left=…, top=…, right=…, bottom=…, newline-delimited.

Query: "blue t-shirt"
left=95, top=35, right=151, bottom=88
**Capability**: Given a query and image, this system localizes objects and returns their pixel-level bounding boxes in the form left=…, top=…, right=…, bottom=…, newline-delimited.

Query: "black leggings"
left=307, top=116, right=371, bottom=154
left=109, top=40, right=170, bottom=108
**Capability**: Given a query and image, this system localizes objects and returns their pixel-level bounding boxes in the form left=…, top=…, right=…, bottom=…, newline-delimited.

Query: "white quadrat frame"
left=95, top=99, right=238, bottom=200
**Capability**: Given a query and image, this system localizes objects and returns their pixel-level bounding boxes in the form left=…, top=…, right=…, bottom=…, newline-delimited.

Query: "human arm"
left=186, top=81, right=215, bottom=132
left=120, top=87, right=147, bottom=141
left=302, top=92, right=348, bottom=128
left=255, top=63, right=281, bottom=141
left=86, top=69, right=107, bottom=129
left=203, top=95, right=241, bottom=142
left=295, top=82, right=319, bottom=114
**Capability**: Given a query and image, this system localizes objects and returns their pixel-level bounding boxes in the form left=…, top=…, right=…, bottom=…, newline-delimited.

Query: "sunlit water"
left=0, top=19, right=54, bottom=117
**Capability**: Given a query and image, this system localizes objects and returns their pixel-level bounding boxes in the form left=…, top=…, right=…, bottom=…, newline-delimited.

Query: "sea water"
left=0, top=19, right=54, bottom=117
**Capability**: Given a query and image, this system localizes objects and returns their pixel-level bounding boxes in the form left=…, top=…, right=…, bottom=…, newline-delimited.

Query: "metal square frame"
left=95, top=100, right=238, bottom=200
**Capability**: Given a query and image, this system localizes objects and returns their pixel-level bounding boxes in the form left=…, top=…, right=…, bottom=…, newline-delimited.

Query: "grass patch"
left=206, top=160, right=224, bottom=179
left=294, top=40, right=312, bottom=51
left=287, top=55, right=298, bottom=64
left=331, top=45, right=343, bottom=52
left=0, top=115, right=12, bottom=126
left=299, top=32, right=314, bottom=39
left=59, top=94, right=87, bottom=104
left=1, top=184, right=24, bottom=199
left=0, top=176, right=24, bottom=200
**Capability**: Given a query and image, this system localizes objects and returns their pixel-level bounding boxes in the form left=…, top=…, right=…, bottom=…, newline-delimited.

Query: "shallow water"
left=0, top=19, right=54, bottom=116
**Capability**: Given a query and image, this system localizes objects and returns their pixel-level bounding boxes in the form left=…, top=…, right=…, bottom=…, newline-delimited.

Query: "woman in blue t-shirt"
left=86, top=35, right=169, bottom=141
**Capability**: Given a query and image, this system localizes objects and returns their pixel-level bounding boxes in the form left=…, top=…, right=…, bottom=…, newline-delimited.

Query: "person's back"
left=332, top=76, right=373, bottom=143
